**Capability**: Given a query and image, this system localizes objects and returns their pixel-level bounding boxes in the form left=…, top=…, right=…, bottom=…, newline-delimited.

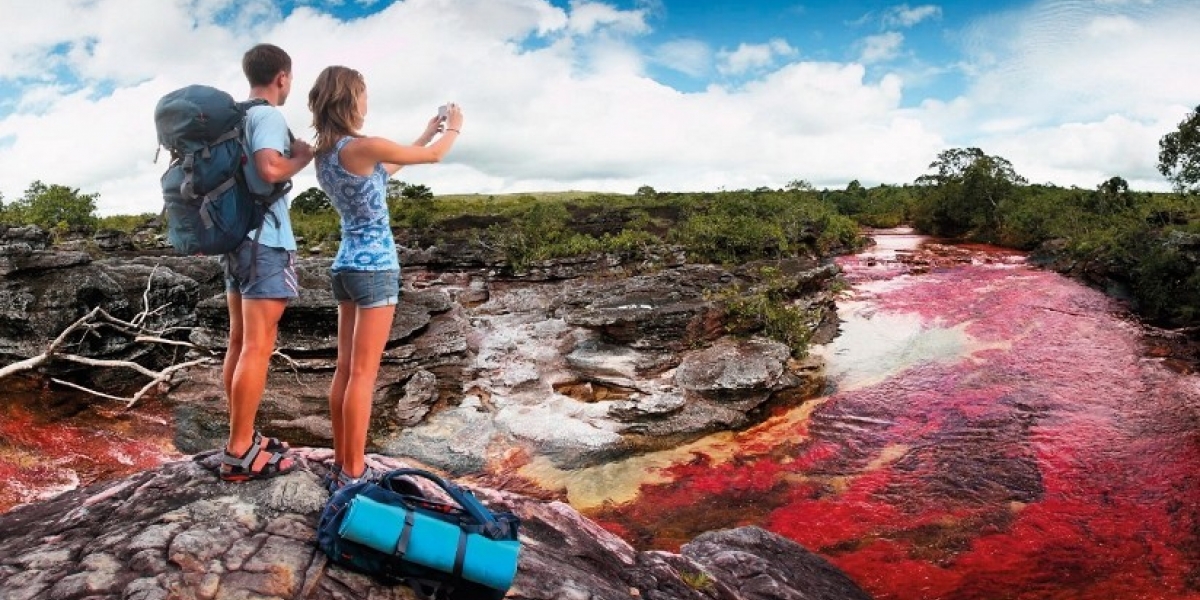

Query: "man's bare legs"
left=223, top=292, right=294, bottom=472
left=329, top=301, right=396, bottom=480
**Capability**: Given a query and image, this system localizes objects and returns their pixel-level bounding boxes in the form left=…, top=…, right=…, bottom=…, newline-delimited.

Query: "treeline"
left=386, top=187, right=864, bottom=268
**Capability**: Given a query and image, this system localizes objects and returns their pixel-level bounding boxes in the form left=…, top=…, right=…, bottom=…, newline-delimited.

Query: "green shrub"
left=6, top=180, right=99, bottom=231
left=97, top=213, right=157, bottom=233
left=712, top=266, right=821, bottom=358
left=679, top=569, right=713, bottom=590
left=668, top=190, right=864, bottom=264
left=291, top=210, right=340, bottom=246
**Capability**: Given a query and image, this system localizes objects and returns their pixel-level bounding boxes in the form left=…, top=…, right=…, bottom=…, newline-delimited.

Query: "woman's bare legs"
left=329, top=301, right=396, bottom=479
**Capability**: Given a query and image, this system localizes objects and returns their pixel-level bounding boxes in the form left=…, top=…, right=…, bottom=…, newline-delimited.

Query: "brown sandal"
left=220, top=432, right=296, bottom=482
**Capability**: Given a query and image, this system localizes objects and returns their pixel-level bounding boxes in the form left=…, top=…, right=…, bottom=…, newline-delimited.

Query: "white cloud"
left=0, top=0, right=1197, bottom=215
left=716, top=39, right=796, bottom=76
left=1082, top=15, right=1139, bottom=37
left=654, top=39, right=711, bottom=77
left=860, top=32, right=905, bottom=64
left=945, top=0, right=1200, bottom=188
left=565, top=0, right=650, bottom=36
left=882, top=4, right=942, bottom=29
left=984, top=114, right=1172, bottom=190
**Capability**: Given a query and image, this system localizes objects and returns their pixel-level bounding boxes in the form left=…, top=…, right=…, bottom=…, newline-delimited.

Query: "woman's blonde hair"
left=308, top=65, right=366, bottom=155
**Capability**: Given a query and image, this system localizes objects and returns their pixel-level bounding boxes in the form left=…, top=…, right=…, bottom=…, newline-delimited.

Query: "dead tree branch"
left=0, top=267, right=217, bottom=407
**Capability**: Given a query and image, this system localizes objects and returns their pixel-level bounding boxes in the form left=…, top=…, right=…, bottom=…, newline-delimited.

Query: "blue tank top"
left=315, top=137, right=399, bottom=271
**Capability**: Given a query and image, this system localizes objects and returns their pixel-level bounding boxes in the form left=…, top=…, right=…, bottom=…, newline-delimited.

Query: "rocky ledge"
left=0, top=451, right=871, bottom=600
left=0, top=226, right=840, bottom=479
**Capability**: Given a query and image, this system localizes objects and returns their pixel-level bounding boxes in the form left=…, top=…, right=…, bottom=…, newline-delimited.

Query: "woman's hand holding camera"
left=439, top=102, right=463, bottom=134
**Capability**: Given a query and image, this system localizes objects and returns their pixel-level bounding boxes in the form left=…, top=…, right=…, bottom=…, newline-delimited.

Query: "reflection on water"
left=812, top=287, right=981, bottom=391
left=561, top=229, right=1200, bottom=600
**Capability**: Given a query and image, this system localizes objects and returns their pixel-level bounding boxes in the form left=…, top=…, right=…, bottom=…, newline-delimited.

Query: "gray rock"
left=1, top=224, right=51, bottom=249
left=0, top=248, right=91, bottom=277
left=0, top=454, right=871, bottom=600
left=396, top=369, right=438, bottom=425
left=675, top=338, right=790, bottom=399
left=683, top=527, right=873, bottom=600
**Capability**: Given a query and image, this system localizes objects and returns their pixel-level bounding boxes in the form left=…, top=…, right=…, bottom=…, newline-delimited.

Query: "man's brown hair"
left=242, top=44, right=292, bottom=87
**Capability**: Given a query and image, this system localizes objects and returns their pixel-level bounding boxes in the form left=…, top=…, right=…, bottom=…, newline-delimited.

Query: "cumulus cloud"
left=882, top=4, right=942, bottom=29
left=653, top=39, right=711, bottom=77
left=0, top=0, right=1196, bottom=215
left=860, top=32, right=905, bottom=64
left=716, top=39, right=797, bottom=76
left=565, top=0, right=650, bottom=35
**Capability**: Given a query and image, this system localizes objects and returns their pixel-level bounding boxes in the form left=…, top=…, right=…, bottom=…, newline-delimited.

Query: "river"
left=556, top=228, right=1200, bottom=600
left=0, top=380, right=180, bottom=513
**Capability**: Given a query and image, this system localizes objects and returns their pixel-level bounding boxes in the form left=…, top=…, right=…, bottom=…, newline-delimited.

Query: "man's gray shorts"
left=221, top=239, right=299, bottom=299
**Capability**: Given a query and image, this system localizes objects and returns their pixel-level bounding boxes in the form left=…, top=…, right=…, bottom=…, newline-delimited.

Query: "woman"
left=308, top=65, right=463, bottom=488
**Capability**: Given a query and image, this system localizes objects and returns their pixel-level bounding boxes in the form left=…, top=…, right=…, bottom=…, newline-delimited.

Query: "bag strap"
left=237, top=98, right=295, bottom=209
left=380, top=469, right=505, bottom=533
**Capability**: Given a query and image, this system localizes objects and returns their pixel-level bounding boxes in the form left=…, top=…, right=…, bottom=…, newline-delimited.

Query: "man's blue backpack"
left=153, top=85, right=291, bottom=256
left=316, top=468, right=522, bottom=600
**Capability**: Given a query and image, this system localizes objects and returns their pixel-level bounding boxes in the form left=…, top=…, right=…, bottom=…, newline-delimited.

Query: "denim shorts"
left=221, top=240, right=299, bottom=299
left=330, top=269, right=400, bottom=308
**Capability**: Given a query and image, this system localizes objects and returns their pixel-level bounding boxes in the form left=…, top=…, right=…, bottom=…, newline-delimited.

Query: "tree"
left=1158, top=104, right=1200, bottom=194
left=385, top=180, right=437, bottom=229
left=8, top=180, right=99, bottom=231
left=292, top=187, right=332, bottom=213
left=0, top=271, right=215, bottom=407
left=1088, top=176, right=1135, bottom=215
left=913, top=147, right=1026, bottom=238
left=386, top=179, right=405, bottom=204
left=785, top=179, right=815, bottom=192
left=635, top=185, right=657, bottom=197
left=402, top=183, right=434, bottom=200
left=1097, top=176, right=1129, bottom=197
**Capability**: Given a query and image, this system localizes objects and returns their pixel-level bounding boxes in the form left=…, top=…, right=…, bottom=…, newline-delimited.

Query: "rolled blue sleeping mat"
left=339, top=495, right=520, bottom=590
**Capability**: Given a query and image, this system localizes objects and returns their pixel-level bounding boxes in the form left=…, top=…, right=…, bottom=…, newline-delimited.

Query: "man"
left=218, top=43, right=313, bottom=481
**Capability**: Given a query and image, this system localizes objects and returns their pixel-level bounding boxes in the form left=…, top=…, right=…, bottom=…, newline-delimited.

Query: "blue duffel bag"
left=316, top=468, right=521, bottom=600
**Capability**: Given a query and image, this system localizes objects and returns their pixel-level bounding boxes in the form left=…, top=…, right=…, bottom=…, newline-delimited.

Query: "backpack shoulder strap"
left=236, top=100, right=294, bottom=208
left=237, top=97, right=270, bottom=111
left=238, top=98, right=294, bottom=143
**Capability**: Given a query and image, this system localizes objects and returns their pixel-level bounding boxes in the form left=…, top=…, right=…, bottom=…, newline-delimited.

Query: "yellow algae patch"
left=866, top=444, right=912, bottom=471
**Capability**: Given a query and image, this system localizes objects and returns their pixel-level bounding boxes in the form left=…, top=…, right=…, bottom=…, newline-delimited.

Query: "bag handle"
left=379, top=468, right=510, bottom=537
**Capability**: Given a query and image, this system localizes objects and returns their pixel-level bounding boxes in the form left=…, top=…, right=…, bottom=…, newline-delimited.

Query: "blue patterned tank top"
left=315, top=136, right=399, bottom=271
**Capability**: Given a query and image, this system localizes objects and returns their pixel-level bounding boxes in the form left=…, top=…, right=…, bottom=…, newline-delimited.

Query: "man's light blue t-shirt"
left=243, top=104, right=296, bottom=251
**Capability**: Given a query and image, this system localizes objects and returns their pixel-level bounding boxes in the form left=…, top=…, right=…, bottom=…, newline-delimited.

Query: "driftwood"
left=0, top=267, right=215, bottom=407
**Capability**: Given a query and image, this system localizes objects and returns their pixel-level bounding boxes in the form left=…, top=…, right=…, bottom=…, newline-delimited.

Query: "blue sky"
left=291, top=1, right=979, bottom=99
left=607, top=1, right=974, bottom=98
left=1, top=0, right=1198, bottom=215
